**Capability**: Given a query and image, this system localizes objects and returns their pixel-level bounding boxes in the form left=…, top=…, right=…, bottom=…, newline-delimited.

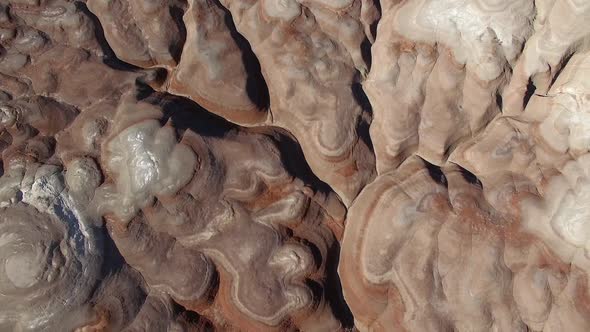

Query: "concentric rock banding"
left=2, top=0, right=590, bottom=330
left=90, top=97, right=347, bottom=329
left=339, top=157, right=589, bottom=331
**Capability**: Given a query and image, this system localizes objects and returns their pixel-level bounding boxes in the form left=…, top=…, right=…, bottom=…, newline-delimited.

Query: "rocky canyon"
left=1, top=0, right=590, bottom=331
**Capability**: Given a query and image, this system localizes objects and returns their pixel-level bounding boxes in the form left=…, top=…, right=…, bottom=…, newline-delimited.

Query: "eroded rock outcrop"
left=340, top=156, right=590, bottom=331
left=85, top=0, right=378, bottom=205
left=1, top=1, right=351, bottom=329
left=341, top=1, right=590, bottom=329
left=87, top=0, right=185, bottom=68
left=0, top=95, right=149, bottom=331
left=216, top=0, right=377, bottom=204
left=2, top=0, right=590, bottom=331
left=88, top=96, right=348, bottom=330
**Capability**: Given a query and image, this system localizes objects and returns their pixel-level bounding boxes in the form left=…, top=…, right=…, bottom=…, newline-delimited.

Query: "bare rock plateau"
left=1, top=0, right=590, bottom=331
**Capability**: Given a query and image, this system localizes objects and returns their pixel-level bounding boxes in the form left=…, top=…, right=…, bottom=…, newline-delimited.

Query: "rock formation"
left=1, top=0, right=590, bottom=331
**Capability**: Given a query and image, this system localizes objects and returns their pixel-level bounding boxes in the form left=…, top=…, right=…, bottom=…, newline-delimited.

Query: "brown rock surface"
left=1, top=0, right=590, bottom=331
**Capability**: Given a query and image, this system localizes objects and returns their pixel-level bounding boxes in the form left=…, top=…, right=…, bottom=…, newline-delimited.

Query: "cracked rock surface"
left=1, top=0, right=590, bottom=331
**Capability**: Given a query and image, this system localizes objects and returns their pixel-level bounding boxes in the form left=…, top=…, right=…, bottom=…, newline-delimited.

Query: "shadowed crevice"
left=495, top=91, right=503, bottom=112
left=523, top=77, right=536, bottom=109
left=271, top=127, right=336, bottom=196
left=422, top=158, right=448, bottom=188
left=172, top=299, right=216, bottom=331
left=370, top=0, right=382, bottom=41
left=137, top=84, right=236, bottom=138
left=361, top=38, right=373, bottom=71
left=327, top=242, right=355, bottom=329
left=97, top=225, right=127, bottom=277
left=133, top=85, right=338, bottom=199
left=549, top=51, right=575, bottom=89
left=212, top=0, right=270, bottom=111
left=169, top=3, right=189, bottom=64
left=76, top=2, right=142, bottom=72
left=352, top=81, right=375, bottom=154
left=459, top=167, right=483, bottom=188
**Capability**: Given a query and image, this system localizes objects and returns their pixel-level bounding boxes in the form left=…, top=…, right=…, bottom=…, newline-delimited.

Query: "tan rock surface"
left=2, top=0, right=590, bottom=331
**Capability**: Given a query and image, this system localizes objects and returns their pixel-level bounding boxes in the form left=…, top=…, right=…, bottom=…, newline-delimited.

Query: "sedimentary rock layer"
left=1, top=0, right=590, bottom=331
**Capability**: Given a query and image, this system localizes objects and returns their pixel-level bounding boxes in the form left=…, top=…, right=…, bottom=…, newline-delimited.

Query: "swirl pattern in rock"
left=2, top=0, right=590, bottom=331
